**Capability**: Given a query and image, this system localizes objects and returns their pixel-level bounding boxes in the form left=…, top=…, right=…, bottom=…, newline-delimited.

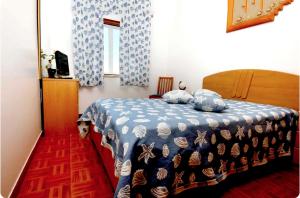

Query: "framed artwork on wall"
left=227, top=0, right=293, bottom=32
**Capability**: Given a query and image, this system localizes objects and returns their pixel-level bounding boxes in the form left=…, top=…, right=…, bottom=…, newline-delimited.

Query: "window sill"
left=104, top=74, right=120, bottom=78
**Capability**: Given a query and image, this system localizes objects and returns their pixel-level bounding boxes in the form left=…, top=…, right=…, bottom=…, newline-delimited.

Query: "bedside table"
left=42, top=78, right=79, bottom=135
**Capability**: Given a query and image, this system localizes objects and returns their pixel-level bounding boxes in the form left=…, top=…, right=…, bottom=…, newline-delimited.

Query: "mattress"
left=78, top=98, right=299, bottom=197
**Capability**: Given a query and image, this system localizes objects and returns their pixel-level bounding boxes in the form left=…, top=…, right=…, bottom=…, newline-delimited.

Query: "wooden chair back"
left=157, top=77, right=174, bottom=96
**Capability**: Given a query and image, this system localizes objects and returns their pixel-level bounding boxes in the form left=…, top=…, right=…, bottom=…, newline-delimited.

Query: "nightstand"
left=42, top=78, right=79, bottom=135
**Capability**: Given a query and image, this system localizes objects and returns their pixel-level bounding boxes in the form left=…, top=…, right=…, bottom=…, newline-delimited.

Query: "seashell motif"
left=194, top=131, right=207, bottom=147
left=278, top=131, right=284, bottom=140
left=270, top=111, right=279, bottom=120
left=132, top=169, right=147, bottom=188
left=117, top=185, right=130, bottom=198
left=122, top=126, right=129, bottom=134
left=236, top=126, right=245, bottom=140
left=172, top=154, right=182, bottom=168
left=256, top=115, right=262, bottom=122
left=202, top=168, right=215, bottom=178
left=162, top=144, right=169, bottom=157
left=189, top=172, right=196, bottom=183
left=221, top=130, right=232, bottom=140
left=116, top=116, right=129, bottom=125
left=157, top=168, right=168, bottom=180
left=217, top=143, right=226, bottom=156
left=223, top=119, right=230, bottom=126
left=263, top=137, right=269, bottom=148
left=280, top=120, right=286, bottom=128
left=255, top=125, right=263, bottom=133
left=189, top=151, right=201, bottom=166
left=277, top=143, right=285, bottom=154
left=132, top=125, right=147, bottom=138
left=150, top=186, right=169, bottom=198
left=243, top=144, right=249, bottom=153
left=271, top=137, right=277, bottom=145
left=266, top=121, right=273, bottom=132
left=252, top=137, right=258, bottom=148
left=286, top=131, right=292, bottom=141
left=258, top=112, right=268, bottom=118
left=208, top=152, right=214, bottom=163
left=187, top=118, right=200, bottom=126
left=228, top=116, right=239, bottom=122
left=178, top=123, right=187, bottom=132
left=243, top=115, right=253, bottom=125
left=123, top=143, right=129, bottom=157
left=115, top=159, right=123, bottom=177
left=108, top=129, right=115, bottom=140
left=248, top=129, right=252, bottom=138
left=121, top=160, right=132, bottom=176
left=157, top=122, right=171, bottom=139
left=105, top=116, right=112, bottom=128
left=231, top=143, right=240, bottom=158
left=269, top=148, right=275, bottom=159
left=211, top=134, right=216, bottom=145
left=206, top=118, right=219, bottom=129
left=219, top=160, right=227, bottom=173
left=174, top=137, right=189, bottom=148
left=240, top=157, right=248, bottom=165
left=133, top=119, right=151, bottom=123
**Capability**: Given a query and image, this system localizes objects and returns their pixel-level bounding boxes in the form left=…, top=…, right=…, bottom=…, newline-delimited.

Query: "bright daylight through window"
left=103, top=24, right=120, bottom=75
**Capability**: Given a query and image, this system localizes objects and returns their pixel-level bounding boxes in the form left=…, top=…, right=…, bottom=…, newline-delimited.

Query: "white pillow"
left=162, top=90, right=194, bottom=104
left=193, top=89, right=221, bottom=97
left=193, top=94, right=228, bottom=112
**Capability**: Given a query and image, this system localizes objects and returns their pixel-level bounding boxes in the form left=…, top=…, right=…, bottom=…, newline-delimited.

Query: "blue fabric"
left=193, top=95, right=228, bottom=112
left=162, top=90, right=194, bottom=104
left=78, top=98, right=298, bottom=197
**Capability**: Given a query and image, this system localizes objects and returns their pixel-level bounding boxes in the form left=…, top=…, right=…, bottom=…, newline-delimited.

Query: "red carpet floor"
left=15, top=131, right=299, bottom=198
left=15, top=131, right=113, bottom=198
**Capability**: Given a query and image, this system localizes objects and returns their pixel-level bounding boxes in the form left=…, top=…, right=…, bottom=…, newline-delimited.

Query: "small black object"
left=55, top=51, right=69, bottom=76
left=48, top=68, right=56, bottom=78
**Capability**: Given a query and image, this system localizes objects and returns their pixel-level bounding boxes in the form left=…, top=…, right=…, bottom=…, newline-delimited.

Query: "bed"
left=78, top=69, right=299, bottom=197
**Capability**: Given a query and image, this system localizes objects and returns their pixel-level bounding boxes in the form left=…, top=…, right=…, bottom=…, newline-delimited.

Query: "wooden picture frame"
left=227, top=0, right=293, bottom=32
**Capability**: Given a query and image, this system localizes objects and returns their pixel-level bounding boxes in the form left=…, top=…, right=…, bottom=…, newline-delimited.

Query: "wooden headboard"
left=203, top=69, right=299, bottom=110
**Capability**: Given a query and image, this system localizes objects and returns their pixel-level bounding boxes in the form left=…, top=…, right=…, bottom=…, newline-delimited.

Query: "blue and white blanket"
left=78, top=98, right=298, bottom=197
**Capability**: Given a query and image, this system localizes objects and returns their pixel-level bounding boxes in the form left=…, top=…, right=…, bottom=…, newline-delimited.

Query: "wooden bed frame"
left=203, top=69, right=299, bottom=110
left=91, top=69, right=300, bottom=194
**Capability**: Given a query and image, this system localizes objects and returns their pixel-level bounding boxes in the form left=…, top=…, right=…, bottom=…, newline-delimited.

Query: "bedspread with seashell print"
left=78, top=98, right=298, bottom=197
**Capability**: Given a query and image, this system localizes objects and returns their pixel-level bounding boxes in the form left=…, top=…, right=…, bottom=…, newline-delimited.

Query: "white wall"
left=40, top=0, right=299, bottom=112
left=165, top=1, right=300, bottom=92
left=1, top=0, right=41, bottom=197
left=41, top=0, right=177, bottom=113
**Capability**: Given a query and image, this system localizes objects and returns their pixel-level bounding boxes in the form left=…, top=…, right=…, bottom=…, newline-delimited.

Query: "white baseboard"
left=7, top=131, right=42, bottom=198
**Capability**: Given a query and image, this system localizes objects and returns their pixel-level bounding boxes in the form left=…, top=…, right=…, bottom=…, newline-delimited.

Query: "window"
left=103, top=18, right=120, bottom=75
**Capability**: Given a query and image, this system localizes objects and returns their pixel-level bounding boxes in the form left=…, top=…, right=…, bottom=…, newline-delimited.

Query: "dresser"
left=42, top=78, right=79, bottom=135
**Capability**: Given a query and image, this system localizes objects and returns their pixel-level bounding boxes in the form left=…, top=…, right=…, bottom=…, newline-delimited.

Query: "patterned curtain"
left=72, top=0, right=103, bottom=86
left=72, top=0, right=152, bottom=87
